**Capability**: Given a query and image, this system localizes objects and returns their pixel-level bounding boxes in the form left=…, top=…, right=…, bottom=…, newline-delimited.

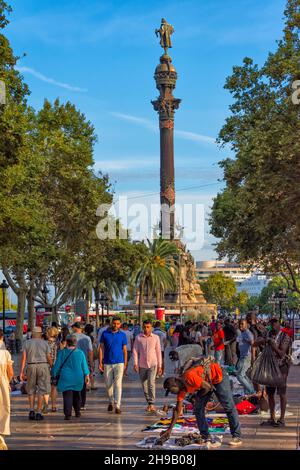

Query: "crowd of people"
left=0, top=312, right=295, bottom=450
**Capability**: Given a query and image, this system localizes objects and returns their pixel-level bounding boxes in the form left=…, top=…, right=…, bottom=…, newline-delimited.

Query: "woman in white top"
left=0, top=329, right=14, bottom=450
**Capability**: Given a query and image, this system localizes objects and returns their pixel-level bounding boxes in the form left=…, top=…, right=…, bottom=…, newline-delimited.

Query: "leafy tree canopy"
left=209, top=0, right=300, bottom=294
left=200, top=272, right=237, bottom=311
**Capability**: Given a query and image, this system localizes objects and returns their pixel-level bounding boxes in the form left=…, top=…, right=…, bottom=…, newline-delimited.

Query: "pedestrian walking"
left=246, top=311, right=267, bottom=396
left=223, top=318, right=237, bottom=366
left=84, top=324, right=98, bottom=390
left=51, top=335, right=90, bottom=420
left=19, top=326, right=52, bottom=421
left=236, top=320, right=255, bottom=395
left=261, top=318, right=292, bottom=427
left=59, top=326, right=70, bottom=350
left=0, top=329, right=14, bottom=451
left=71, top=322, right=93, bottom=410
left=99, top=317, right=127, bottom=414
left=153, top=321, right=167, bottom=376
left=132, top=320, right=162, bottom=413
left=171, top=325, right=181, bottom=348
left=209, top=316, right=217, bottom=334
left=133, top=320, right=141, bottom=340
left=162, top=361, right=242, bottom=447
left=121, top=323, right=133, bottom=376
left=97, top=319, right=111, bottom=345
left=43, top=326, right=59, bottom=413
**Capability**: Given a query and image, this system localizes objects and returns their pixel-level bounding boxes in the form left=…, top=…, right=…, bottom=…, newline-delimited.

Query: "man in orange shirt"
left=162, top=362, right=242, bottom=447
left=213, top=321, right=225, bottom=365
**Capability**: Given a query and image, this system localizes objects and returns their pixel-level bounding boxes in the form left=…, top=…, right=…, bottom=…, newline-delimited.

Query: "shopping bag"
left=247, top=345, right=284, bottom=387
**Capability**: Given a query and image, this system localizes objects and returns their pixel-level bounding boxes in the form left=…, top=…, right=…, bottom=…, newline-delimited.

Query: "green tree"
left=0, top=2, right=53, bottom=338
left=258, top=276, right=300, bottom=314
left=0, top=1, right=30, bottom=170
left=233, top=291, right=249, bottom=314
left=131, top=239, right=178, bottom=325
left=245, top=295, right=260, bottom=312
left=209, top=0, right=300, bottom=293
left=68, top=236, right=145, bottom=327
left=1, top=96, right=114, bottom=337
left=0, top=107, right=54, bottom=337
left=200, top=272, right=237, bottom=311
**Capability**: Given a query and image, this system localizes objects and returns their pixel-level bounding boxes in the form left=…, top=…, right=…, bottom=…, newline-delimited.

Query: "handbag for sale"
left=235, top=400, right=257, bottom=415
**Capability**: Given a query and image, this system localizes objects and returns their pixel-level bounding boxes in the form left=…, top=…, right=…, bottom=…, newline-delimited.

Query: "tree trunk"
left=52, top=278, right=58, bottom=324
left=27, top=283, right=35, bottom=331
left=16, top=290, right=26, bottom=342
left=86, top=289, right=90, bottom=325
left=94, top=283, right=100, bottom=329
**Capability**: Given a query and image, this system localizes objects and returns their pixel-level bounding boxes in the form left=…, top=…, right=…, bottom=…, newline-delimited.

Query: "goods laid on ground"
left=142, top=415, right=230, bottom=434
left=136, top=435, right=223, bottom=450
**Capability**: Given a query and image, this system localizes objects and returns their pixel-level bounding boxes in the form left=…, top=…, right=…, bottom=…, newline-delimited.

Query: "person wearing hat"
left=20, top=326, right=53, bottom=421
left=162, top=361, right=242, bottom=447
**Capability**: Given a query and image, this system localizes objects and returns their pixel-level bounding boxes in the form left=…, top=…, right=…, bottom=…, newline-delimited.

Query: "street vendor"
left=162, top=360, right=242, bottom=447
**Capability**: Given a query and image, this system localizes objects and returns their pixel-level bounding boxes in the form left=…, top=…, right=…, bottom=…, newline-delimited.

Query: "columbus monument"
left=149, top=19, right=215, bottom=316
left=152, top=18, right=180, bottom=240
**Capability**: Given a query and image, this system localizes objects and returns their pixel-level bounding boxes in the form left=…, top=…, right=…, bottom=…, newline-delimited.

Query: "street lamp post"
left=268, top=293, right=276, bottom=316
left=1, top=279, right=9, bottom=334
left=271, top=289, right=288, bottom=323
left=42, top=284, right=50, bottom=325
left=277, top=288, right=288, bottom=323
left=106, top=297, right=110, bottom=319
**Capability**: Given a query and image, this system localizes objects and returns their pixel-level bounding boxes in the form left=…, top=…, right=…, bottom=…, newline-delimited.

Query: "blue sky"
left=6, top=0, right=286, bottom=260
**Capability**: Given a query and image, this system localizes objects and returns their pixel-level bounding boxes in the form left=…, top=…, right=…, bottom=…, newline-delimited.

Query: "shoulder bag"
left=51, top=348, right=76, bottom=386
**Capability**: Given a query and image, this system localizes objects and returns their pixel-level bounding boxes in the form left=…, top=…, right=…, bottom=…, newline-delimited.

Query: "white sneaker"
left=228, top=437, right=242, bottom=447
left=0, top=436, right=8, bottom=451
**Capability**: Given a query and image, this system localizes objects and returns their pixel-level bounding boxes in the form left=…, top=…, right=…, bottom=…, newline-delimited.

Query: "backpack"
left=180, top=355, right=217, bottom=391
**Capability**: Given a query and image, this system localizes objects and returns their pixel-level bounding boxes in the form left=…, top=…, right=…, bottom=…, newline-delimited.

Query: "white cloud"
left=175, top=130, right=215, bottom=144
left=109, top=112, right=157, bottom=132
left=110, top=111, right=216, bottom=145
left=16, top=67, right=88, bottom=93
left=93, top=158, right=156, bottom=171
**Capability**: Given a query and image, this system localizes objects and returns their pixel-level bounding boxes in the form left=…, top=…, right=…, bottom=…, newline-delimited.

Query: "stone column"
left=152, top=53, right=181, bottom=240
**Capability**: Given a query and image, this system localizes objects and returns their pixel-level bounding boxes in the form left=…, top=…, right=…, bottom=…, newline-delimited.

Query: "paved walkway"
left=6, top=349, right=300, bottom=450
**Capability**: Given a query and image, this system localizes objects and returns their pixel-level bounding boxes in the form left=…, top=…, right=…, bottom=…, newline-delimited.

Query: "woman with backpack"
left=51, top=335, right=90, bottom=420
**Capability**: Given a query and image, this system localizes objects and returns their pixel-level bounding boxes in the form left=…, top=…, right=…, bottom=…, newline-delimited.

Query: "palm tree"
left=131, top=238, right=179, bottom=325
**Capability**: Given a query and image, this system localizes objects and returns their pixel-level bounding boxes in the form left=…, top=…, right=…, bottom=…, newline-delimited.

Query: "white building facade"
left=237, top=274, right=270, bottom=297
